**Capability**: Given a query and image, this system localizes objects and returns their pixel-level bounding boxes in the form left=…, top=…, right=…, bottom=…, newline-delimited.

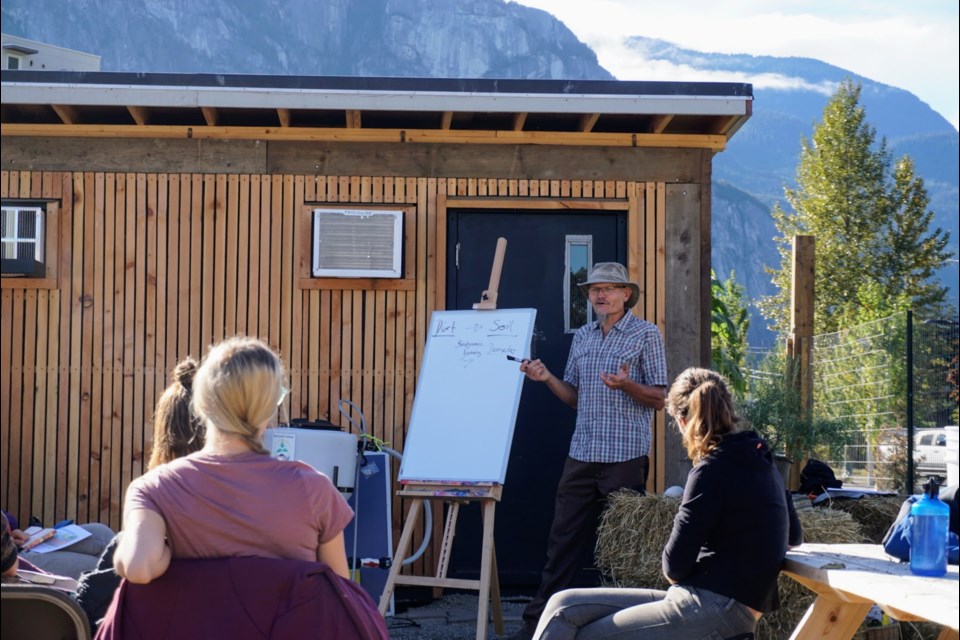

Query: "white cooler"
left=263, top=425, right=359, bottom=495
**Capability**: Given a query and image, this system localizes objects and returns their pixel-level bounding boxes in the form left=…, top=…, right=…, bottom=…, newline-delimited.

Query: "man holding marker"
left=508, top=262, right=667, bottom=640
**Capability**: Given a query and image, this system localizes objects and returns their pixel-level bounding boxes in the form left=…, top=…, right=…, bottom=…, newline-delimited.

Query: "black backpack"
left=798, top=459, right=843, bottom=496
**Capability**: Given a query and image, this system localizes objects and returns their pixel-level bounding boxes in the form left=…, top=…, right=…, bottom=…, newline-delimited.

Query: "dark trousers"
left=521, top=455, right=649, bottom=631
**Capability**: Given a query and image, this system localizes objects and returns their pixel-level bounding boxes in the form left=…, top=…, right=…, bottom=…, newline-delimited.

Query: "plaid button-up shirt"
left=563, top=312, right=667, bottom=463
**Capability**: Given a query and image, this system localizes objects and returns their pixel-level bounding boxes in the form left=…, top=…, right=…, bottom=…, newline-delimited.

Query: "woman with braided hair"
left=113, top=336, right=352, bottom=585
left=532, top=367, right=802, bottom=640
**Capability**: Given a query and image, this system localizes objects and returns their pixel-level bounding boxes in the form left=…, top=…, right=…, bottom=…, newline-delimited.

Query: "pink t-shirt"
left=124, top=451, right=353, bottom=562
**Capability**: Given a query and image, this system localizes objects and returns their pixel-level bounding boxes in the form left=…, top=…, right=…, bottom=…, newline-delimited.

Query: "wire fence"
left=811, top=311, right=958, bottom=492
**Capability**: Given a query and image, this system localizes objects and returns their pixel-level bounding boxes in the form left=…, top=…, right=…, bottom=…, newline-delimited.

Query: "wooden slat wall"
left=1, top=170, right=666, bottom=575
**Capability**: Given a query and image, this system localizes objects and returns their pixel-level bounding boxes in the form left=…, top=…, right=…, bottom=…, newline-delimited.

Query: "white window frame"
left=1, top=204, right=45, bottom=273
left=564, top=235, right=594, bottom=333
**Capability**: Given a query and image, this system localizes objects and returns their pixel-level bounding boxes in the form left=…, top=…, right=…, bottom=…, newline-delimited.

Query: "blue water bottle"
left=909, top=476, right=949, bottom=577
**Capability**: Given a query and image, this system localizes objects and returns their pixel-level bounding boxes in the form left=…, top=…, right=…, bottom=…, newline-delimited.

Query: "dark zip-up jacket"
left=662, top=430, right=802, bottom=611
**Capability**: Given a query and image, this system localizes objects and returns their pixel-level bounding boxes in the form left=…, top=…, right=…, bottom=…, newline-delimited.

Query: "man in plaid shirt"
left=510, top=262, right=667, bottom=640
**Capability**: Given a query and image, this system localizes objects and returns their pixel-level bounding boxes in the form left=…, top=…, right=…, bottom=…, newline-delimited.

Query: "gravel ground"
left=386, top=592, right=532, bottom=640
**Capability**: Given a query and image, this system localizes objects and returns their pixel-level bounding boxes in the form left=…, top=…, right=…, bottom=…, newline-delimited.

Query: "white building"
left=2, top=33, right=100, bottom=71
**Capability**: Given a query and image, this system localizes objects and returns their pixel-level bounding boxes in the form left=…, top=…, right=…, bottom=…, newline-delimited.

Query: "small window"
left=1, top=204, right=45, bottom=277
left=564, top=236, right=593, bottom=332
left=312, top=208, right=403, bottom=278
left=7, top=55, right=20, bottom=70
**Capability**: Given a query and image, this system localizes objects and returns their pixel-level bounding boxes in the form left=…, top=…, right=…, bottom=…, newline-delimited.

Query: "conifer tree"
left=759, top=80, right=951, bottom=335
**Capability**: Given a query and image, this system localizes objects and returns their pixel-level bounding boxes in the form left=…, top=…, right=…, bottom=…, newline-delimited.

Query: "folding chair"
left=1, top=583, right=92, bottom=640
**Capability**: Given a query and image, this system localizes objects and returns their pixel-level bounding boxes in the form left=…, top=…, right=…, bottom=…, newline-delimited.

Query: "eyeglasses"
left=587, top=285, right=626, bottom=296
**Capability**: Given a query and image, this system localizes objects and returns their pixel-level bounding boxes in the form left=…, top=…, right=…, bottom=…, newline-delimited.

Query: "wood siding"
left=2, top=169, right=677, bottom=575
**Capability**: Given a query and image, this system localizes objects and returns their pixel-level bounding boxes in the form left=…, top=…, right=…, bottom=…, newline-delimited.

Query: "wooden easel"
left=378, top=238, right=509, bottom=640
left=377, top=483, right=504, bottom=639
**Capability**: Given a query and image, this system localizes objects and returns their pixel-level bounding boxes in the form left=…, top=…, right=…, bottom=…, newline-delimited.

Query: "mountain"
left=627, top=37, right=959, bottom=345
left=3, top=0, right=957, bottom=346
left=0, top=0, right=611, bottom=80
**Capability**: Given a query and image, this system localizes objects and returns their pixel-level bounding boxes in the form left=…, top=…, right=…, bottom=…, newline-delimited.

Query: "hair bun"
left=173, top=357, right=199, bottom=390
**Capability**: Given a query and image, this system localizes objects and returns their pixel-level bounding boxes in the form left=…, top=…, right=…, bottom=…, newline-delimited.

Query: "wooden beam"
left=201, top=106, right=218, bottom=126
left=707, top=115, right=738, bottom=136
left=440, top=111, right=453, bottom=130
left=512, top=112, right=527, bottom=131
left=51, top=104, right=78, bottom=125
left=0, top=123, right=729, bottom=150
left=127, top=105, right=149, bottom=126
left=277, top=108, right=291, bottom=128
left=579, top=113, right=600, bottom=133
left=649, top=114, right=673, bottom=134
left=445, top=198, right=628, bottom=210
left=346, top=110, right=362, bottom=128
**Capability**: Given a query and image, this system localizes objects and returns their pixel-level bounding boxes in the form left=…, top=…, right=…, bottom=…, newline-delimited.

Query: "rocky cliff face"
left=1, top=0, right=611, bottom=79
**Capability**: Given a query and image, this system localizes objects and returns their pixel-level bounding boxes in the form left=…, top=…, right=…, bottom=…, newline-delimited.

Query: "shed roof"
left=1, top=71, right=752, bottom=151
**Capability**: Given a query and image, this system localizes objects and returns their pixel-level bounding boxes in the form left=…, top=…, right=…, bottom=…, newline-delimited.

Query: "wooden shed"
left=1, top=71, right=752, bottom=583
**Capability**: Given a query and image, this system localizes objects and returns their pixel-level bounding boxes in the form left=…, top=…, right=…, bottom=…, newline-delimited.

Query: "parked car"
left=914, top=427, right=949, bottom=478
left=876, top=427, right=952, bottom=479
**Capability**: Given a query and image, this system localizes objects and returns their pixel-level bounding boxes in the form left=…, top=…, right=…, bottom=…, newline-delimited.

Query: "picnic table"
left=782, top=543, right=958, bottom=640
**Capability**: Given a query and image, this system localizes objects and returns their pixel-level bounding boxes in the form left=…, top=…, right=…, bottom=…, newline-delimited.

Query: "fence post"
left=906, top=310, right=914, bottom=491
left=787, top=235, right=815, bottom=490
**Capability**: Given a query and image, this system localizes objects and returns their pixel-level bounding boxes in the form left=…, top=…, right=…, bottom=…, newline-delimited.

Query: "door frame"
left=434, top=187, right=670, bottom=493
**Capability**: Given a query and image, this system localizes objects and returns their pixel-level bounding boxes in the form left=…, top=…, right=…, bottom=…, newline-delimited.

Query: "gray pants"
left=20, top=523, right=115, bottom=579
left=533, top=584, right=757, bottom=640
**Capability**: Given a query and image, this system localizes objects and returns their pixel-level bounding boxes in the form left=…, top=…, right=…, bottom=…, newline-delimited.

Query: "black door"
left=446, top=208, right=626, bottom=585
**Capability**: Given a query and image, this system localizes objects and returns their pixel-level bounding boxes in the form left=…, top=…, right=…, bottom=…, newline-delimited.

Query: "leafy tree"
left=759, top=79, right=951, bottom=335
left=710, top=269, right=749, bottom=397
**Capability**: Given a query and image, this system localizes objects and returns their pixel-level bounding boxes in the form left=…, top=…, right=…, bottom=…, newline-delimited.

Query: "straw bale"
left=817, top=495, right=904, bottom=543
left=595, top=490, right=674, bottom=590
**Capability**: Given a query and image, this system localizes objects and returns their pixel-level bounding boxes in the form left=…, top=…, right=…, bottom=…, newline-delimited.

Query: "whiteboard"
left=398, top=308, right=537, bottom=484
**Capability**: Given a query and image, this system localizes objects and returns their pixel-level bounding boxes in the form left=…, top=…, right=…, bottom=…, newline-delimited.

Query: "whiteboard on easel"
left=398, top=308, right=537, bottom=484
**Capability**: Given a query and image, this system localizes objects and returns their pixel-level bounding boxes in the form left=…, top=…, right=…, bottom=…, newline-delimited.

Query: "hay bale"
left=595, top=490, right=675, bottom=590
left=821, top=496, right=904, bottom=543
left=595, top=491, right=869, bottom=640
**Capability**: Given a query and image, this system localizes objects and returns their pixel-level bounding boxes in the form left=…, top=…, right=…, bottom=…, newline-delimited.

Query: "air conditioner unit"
left=312, top=208, right=403, bottom=278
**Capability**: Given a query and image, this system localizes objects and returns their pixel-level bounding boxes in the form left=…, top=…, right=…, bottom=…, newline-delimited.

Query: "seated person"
left=2, top=512, right=77, bottom=591
left=2, top=509, right=114, bottom=580
left=113, top=336, right=353, bottom=584
left=75, top=356, right=206, bottom=630
left=533, top=367, right=803, bottom=640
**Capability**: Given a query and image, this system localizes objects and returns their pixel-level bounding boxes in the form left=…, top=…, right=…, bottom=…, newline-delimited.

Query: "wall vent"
left=312, top=208, right=403, bottom=278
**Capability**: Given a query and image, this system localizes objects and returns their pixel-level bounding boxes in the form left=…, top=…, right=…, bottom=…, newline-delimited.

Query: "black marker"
left=506, top=355, right=526, bottom=362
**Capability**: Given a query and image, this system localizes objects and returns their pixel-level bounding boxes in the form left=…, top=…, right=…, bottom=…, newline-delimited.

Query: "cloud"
left=515, top=0, right=959, bottom=129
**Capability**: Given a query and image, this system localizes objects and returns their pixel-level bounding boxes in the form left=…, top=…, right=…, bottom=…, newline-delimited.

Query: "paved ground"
left=385, top=591, right=532, bottom=640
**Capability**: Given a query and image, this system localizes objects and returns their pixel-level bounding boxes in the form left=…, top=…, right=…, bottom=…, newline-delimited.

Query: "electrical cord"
left=339, top=399, right=432, bottom=566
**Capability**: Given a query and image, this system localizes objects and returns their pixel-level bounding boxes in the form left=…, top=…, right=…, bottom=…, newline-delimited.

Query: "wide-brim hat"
left=578, top=262, right=640, bottom=309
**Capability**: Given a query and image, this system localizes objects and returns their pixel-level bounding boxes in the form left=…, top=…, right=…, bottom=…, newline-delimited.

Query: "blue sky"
left=516, top=0, right=959, bottom=130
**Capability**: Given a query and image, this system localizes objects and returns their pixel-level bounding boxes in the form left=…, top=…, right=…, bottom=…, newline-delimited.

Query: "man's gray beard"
left=595, top=312, right=607, bottom=324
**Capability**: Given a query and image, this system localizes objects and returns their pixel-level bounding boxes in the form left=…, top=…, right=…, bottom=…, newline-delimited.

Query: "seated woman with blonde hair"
left=533, top=367, right=802, bottom=640
left=113, top=336, right=352, bottom=584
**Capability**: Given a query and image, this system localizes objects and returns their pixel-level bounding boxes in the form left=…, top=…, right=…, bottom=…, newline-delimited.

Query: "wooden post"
left=787, top=235, right=815, bottom=490
left=473, top=237, right=507, bottom=310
